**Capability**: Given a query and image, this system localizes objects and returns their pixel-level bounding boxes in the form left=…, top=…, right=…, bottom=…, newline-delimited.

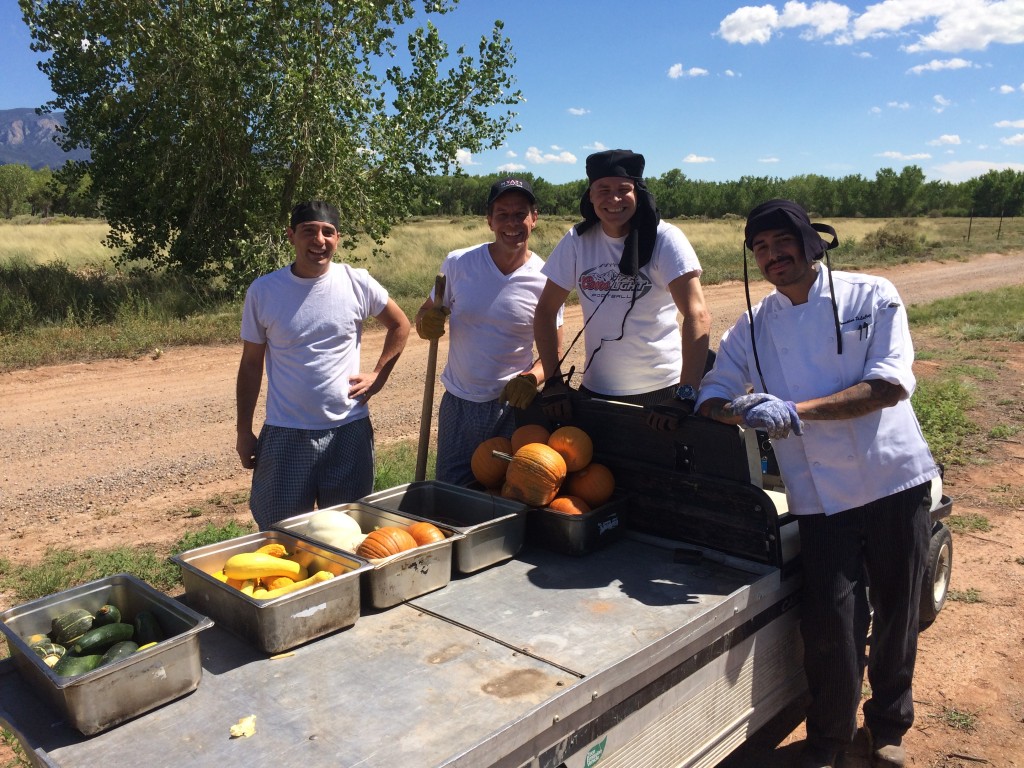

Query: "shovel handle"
left=415, top=273, right=446, bottom=481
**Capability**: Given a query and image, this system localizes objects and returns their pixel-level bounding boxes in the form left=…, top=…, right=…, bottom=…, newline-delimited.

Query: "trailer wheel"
left=919, top=523, right=952, bottom=626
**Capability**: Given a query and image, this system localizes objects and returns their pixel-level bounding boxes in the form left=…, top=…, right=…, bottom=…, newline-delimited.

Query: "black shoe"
left=864, top=727, right=906, bottom=767
left=799, top=743, right=841, bottom=768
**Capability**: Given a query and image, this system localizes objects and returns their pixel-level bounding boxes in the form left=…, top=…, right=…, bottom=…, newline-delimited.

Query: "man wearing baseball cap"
left=697, top=199, right=940, bottom=768
left=532, top=149, right=711, bottom=429
left=236, top=200, right=411, bottom=529
left=415, top=178, right=562, bottom=485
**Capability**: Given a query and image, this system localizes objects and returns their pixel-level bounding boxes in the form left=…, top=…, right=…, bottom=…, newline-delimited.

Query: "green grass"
left=935, top=706, right=979, bottom=732
left=946, top=513, right=993, bottom=534
left=911, top=377, right=978, bottom=466
left=947, top=587, right=982, bottom=603
left=907, top=285, right=1024, bottom=342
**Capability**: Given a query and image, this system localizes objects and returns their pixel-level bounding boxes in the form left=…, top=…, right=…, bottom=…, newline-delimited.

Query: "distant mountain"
left=0, top=108, right=90, bottom=169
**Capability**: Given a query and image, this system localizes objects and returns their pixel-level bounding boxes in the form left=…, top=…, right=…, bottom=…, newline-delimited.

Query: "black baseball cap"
left=487, top=178, right=536, bottom=207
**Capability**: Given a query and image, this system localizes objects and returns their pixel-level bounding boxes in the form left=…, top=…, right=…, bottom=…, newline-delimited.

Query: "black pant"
left=796, top=482, right=931, bottom=750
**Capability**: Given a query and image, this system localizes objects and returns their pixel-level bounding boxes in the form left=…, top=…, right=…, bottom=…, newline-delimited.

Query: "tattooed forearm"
left=801, top=380, right=903, bottom=421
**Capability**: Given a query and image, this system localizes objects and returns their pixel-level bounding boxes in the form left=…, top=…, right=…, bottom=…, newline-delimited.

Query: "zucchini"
left=51, top=608, right=94, bottom=646
left=133, top=610, right=165, bottom=646
left=92, top=604, right=122, bottom=627
left=100, top=640, right=139, bottom=666
left=53, top=653, right=104, bottom=677
left=71, top=622, right=134, bottom=655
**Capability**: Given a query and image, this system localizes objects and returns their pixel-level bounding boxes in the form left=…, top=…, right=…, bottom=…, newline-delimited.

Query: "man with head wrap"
left=532, top=149, right=711, bottom=429
left=235, top=200, right=411, bottom=529
left=696, top=199, right=940, bottom=768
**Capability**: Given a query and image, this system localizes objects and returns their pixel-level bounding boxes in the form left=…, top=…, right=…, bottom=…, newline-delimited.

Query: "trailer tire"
left=919, top=523, right=952, bottom=626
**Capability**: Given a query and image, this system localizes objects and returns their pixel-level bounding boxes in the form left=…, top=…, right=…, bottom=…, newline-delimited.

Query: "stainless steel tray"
left=360, top=482, right=527, bottom=573
left=171, top=530, right=371, bottom=654
left=273, top=502, right=463, bottom=609
left=527, top=492, right=630, bottom=556
left=0, top=572, right=212, bottom=735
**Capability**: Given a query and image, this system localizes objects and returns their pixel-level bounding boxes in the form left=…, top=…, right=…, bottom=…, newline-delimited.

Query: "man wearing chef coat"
left=696, top=199, right=940, bottom=768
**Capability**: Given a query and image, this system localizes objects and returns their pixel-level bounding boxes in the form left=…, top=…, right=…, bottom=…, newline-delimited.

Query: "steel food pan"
left=0, top=572, right=213, bottom=736
left=527, top=493, right=630, bottom=556
left=273, top=502, right=462, bottom=609
left=360, top=481, right=527, bottom=573
left=171, top=530, right=370, bottom=654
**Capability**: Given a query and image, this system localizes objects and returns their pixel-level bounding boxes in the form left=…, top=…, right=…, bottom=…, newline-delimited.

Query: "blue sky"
left=3, top=1, right=1023, bottom=185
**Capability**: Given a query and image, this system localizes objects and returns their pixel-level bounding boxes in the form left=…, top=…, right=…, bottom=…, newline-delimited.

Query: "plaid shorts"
left=249, top=419, right=374, bottom=530
left=435, top=392, right=515, bottom=486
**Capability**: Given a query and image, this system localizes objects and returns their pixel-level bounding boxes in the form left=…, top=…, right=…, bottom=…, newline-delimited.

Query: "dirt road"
left=1, top=251, right=1023, bottom=767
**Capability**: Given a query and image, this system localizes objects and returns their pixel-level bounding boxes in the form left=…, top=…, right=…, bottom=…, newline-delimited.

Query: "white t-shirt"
left=241, top=262, right=389, bottom=429
left=542, top=220, right=702, bottom=395
left=697, top=266, right=939, bottom=516
left=435, top=243, right=560, bottom=402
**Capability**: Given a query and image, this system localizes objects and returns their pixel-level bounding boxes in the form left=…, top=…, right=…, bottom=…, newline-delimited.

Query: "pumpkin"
left=547, top=426, right=594, bottom=472
left=547, top=495, right=591, bottom=515
left=406, top=521, right=446, bottom=546
left=471, top=436, right=514, bottom=489
left=500, top=443, right=567, bottom=507
left=306, top=509, right=365, bottom=551
left=356, top=526, right=418, bottom=559
left=563, top=462, right=615, bottom=508
left=511, top=424, right=551, bottom=453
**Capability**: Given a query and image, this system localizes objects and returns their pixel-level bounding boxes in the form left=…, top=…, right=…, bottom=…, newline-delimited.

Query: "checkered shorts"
left=435, top=392, right=515, bottom=486
left=249, top=419, right=374, bottom=530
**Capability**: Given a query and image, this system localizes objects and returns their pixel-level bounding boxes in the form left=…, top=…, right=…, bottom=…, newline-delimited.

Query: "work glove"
left=727, top=392, right=776, bottom=419
left=538, top=379, right=572, bottom=423
left=736, top=394, right=803, bottom=440
left=645, top=397, right=694, bottom=431
left=500, top=374, right=539, bottom=409
left=416, top=306, right=450, bottom=340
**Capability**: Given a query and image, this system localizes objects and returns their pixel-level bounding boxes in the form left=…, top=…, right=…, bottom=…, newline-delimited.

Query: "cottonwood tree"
left=20, top=0, right=521, bottom=289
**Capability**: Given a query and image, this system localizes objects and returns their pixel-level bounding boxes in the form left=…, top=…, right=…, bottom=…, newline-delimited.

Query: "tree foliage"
left=21, top=0, right=521, bottom=289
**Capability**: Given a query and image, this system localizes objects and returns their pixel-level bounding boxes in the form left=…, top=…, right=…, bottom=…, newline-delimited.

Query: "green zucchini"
left=53, top=653, right=104, bottom=677
left=51, top=608, right=94, bottom=646
left=100, top=640, right=139, bottom=666
left=133, top=610, right=165, bottom=646
left=92, top=604, right=122, bottom=627
left=71, top=622, right=134, bottom=655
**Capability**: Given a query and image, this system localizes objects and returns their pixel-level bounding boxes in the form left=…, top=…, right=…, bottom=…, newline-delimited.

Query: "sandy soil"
left=1, top=251, right=1022, bottom=767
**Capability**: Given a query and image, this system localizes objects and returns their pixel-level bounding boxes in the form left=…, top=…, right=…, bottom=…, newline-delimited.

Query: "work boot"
left=799, top=742, right=841, bottom=768
left=865, top=727, right=906, bottom=768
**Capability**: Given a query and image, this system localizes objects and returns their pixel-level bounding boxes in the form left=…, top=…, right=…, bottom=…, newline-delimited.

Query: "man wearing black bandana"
left=236, top=200, right=411, bottom=529
left=532, top=149, right=711, bottom=429
left=697, top=199, right=940, bottom=768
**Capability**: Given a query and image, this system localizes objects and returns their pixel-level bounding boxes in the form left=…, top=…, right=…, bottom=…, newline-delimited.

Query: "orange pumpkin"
left=547, top=495, right=591, bottom=515
left=563, top=462, right=615, bottom=508
left=547, top=426, right=594, bottom=472
left=501, top=443, right=567, bottom=507
left=470, top=436, right=514, bottom=489
left=406, top=521, right=446, bottom=546
left=511, top=424, right=551, bottom=453
left=356, top=526, right=418, bottom=559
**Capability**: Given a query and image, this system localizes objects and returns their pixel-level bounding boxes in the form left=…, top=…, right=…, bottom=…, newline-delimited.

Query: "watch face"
left=676, top=384, right=696, bottom=401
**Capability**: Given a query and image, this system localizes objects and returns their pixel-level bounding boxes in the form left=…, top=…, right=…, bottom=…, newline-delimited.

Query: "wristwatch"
left=675, top=384, right=697, bottom=403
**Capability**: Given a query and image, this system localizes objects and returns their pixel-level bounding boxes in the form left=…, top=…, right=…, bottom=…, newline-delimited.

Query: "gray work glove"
left=728, top=392, right=776, bottom=419
left=500, top=374, right=539, bottom=409
left=736, top=394, right=803, bottom=439
left=538, top=379, right=572, bottom=423
left=416, top=306, right=450, bottom=340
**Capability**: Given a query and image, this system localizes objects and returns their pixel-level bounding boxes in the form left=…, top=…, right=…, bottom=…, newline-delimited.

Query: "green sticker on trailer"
left=584, top=736, right=607, bottom=766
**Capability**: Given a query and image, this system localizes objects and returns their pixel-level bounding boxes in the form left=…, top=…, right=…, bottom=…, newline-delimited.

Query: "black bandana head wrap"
left=290, top=200, right=341, bottom=230
left=744, top=198, right=838, bottom=262
left=575, top=149, right=661, bottom=276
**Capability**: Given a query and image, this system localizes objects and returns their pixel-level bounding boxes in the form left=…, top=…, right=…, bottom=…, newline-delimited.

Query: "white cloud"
left=995, top=119, right=1024, bottom=128
left=505, top=150, right=518, bottom=158
left=723, top=69, right=738, bottom=77
left=1002, top=133, right=1024, bottom=145
left=497, top=163, right=527, bottom=173
left=525, top=146, right=577, bottom=165
left=759, top=156, right=781, bottom=163
left=906, top=57, right=976, bottom=74
left=720, top=2, right=1024, bottom=53
left=567, top=107, right=590, bottom=116
left=871, top=106, right=882, bottom=114
left=888, top=101, right=911, bottom=109
left=930, top=159, right=1024, bottom=182
left=928, top=134, right=961, bottom=145
left=455, top=149, right=478, bottom=166
left=584, top=141, right=609, bottom=152
left=933, top=94, right=953, bottom=112
left=668, top=64, right=709, bottom=78
left=682, top=153, right=716, bottom=164
left=877, top=150, right=932, bottom=160
left=996, top=84, right=1019, bottom=94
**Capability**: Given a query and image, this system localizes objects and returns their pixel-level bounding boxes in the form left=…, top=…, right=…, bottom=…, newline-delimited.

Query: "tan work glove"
left=500, top=374, right=539, bottom=409
left=416, top=306, right=450, bottom=340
